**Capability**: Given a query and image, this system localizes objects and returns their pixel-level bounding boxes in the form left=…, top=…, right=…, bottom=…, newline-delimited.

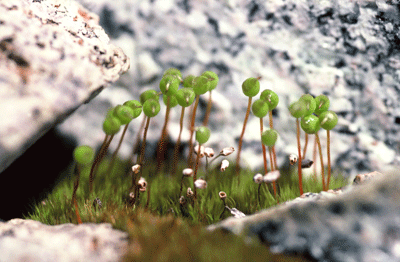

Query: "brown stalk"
left=156, top=100, right=171, bottom=174
left=187, top=95, right=200, bottom=168
left=296, top=118, right=303, bottom=195
left=203, top=91, right=212, bottom=126
left=235, top=97, right=253, bottom=182
left=106, top=123, right=130, bottom=175
left=193, top=143, right=202, bottom=200
left=89, top=134, right=114, bottom=193
left=172, top=107, right=186, bottom=176
left=315, top=132, right=326, bottom=191
left=72, top=164, right=82, bottom=224
left=326, top=129, right=332, bottom=189
left=302, top=133, right=309, bottom=160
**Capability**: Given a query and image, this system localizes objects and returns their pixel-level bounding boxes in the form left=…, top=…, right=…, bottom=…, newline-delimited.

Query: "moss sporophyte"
left=43, top=68, right=344, bottom=226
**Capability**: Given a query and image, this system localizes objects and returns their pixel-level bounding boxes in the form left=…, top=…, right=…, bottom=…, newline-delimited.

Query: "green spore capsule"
left=176, top=88, right=195, bottom=107
left=314, top=95, right=330, bottom=115
left=193, top=76, right=210, bottom=95
left=140, top=89, right=159, bottom=104
left=163, top=68, right=182, bottom=81
left=319, top=111, right=338, bottom=130
left=299, top=94, right=316, bottom=116
left=113, top=105, right=135, bottom=125
left=289, top=100, right=307, bottom=118
left=201, top=71, right=219, bottom=91
left=260, top=89, right=279, bottom=110
left=163, top=94, right=179, bottom=108
left=73, top=145, right=94, bottom=165
left=103, top=116, right=122, bottom=135
left=195, top=126, right=211, bottom=144
left=261, top=128, right=279, bottom=147
left=143, top=98, right=161, bottom=117
left=183, top=75, right=196, bottom=88
left=252, top=99, right=269, bottom=118
left=301, top=115, right=321, bottom=134
left=242, top=77, right=260, bottom=97
left=123, top=100, right=142, bottom=118
left=159, top=74, right=180, bottom=95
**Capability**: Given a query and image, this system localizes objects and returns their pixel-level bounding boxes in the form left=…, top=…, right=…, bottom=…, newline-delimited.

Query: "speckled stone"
left=0, top=0, right=129, bottom=173
left=208, top=172, right=400, bottom=261
left=0, top=219, right=128, bottom=262
left=56, top=0, right=400, bottom=177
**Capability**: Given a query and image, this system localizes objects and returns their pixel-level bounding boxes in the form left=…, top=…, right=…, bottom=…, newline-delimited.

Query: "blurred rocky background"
left=1, top=0, right=400, bottom=219
left=63, top=0, right=400, bottom=176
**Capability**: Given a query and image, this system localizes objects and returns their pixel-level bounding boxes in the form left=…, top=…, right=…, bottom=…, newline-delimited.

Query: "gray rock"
left=58, top=0, right=400, bottom=177
left=208, top=172, right=400, bottom=262
left=0, top=219, right=128, bottom=262
left=0, top=0, right=130, bottom=173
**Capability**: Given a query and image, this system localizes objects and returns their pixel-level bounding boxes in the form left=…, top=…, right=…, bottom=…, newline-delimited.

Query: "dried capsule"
left=301, top=159, right=314, bottom=168
left=194, top=144, right=205, bottom=158
left=204, top=147, right=215, bottom=158
left=92, top=197, right=103, bottom=211
left=194, top=178, right=208, bottom=189
left=138, top=177, right=147, bottom=192
left=219, top=191, right=227, bottom=200
left=253, top=173, right=263, bottom=184
left=289, top=154, right=298, bottom=165
left=220, top=159, right=229, bottom=171
left=187, top=187, right=194, bottom=198
left=182, top=168, right=194, bottom=177
left=132, top=164, right=141, bottom=174
left=220, top=147, right=235, bottom=156
left=179, top=196, right=186, bottom=205
left=263, top=170, right=281, bottom=183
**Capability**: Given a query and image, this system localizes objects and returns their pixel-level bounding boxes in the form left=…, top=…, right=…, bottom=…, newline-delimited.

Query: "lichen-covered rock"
left=208, top=172, right=400, bottom=261
left=58, top=0, right=400, bottom=176
left=0, top=0, right=130, bottom=173
left=0, top=219, right=128, bottom=262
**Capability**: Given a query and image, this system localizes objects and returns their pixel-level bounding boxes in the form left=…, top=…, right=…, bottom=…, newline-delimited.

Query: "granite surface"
left=0, top=0, right=129, bottom=173
left=55, top=0, right=400, bottom=177
left=209, top=172, right=400, bottom=261
left=0, top=219, right=128, bottom=262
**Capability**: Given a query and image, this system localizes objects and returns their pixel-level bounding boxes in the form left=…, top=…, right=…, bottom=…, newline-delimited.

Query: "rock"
left=208, top=172, right=400, bottom=261
left=0, top=219, right=128, bottom=262
left=0, top=0, right=130, bottom=173
left=58, top=0, right=400, bottom=176
left=353, top=171, right=383, bottom=185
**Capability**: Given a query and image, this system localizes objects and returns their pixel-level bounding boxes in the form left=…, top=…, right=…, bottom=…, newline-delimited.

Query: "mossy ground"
left=25, top=154, right=347, bottom=261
